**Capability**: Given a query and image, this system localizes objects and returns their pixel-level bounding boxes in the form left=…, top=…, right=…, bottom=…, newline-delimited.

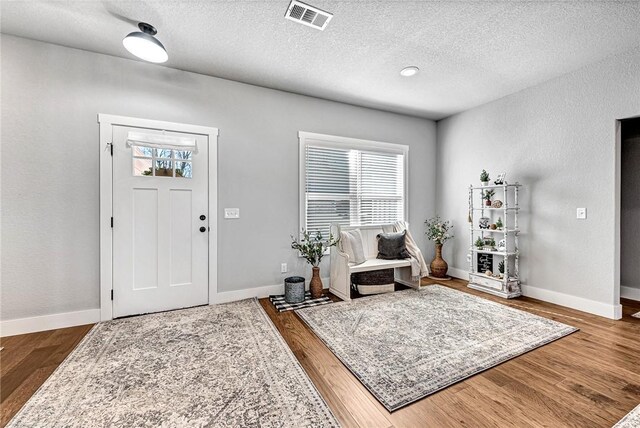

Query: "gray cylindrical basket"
left=284, top=276, right=305, bottom=304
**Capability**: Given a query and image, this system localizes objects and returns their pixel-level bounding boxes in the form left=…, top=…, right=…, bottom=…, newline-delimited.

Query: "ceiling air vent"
left=285, top=0, right=333, bottom=31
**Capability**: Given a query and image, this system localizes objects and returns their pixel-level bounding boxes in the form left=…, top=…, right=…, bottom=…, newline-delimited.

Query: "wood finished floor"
left=1, top=279, right=639, bottom=427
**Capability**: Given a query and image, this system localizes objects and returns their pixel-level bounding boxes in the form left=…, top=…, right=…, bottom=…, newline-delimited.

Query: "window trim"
left=298, top=131, right=409, bottom=237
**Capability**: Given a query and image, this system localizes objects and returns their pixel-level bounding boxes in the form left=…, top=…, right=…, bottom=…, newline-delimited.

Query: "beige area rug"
left=614, top=404, right=640, bottom=427
left=8, top=299, right=338, bottom=428
left=297, top=285, right=578, bottom=412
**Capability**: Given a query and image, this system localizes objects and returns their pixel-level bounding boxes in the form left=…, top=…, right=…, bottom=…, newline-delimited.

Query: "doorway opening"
left=619, top=117, right=640, bottom=318
left=98, top=114, right=219, bottom=321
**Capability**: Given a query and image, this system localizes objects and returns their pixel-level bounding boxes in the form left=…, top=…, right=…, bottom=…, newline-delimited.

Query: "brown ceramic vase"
left=310, top=266, right=323, bottom=298
left=430, top=243, right=449, bottom=278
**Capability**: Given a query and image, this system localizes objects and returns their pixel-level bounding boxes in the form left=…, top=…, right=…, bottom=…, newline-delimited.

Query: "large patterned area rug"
left=297, top=285, right=578, bottom=412
left=8, top=299, right=338, bottom=428
left=615, top=404, right=640, bottom=427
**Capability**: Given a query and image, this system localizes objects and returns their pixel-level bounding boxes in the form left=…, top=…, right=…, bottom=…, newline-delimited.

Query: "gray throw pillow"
left=340, top=229, right=366, bottom=264
left=376, top=231, right=411, bottom=260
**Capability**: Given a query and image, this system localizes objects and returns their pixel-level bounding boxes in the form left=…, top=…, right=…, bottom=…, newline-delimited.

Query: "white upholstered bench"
left=329, top=224, right=421, bottom=301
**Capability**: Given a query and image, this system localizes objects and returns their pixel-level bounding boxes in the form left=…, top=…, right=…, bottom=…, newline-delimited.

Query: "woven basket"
left=352, top=269, right=395, bottom=295
left=351, top=268, right=394, bottom=286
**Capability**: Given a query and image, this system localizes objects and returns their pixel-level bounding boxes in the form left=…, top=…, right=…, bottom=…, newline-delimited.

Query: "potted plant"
left=474, top=236, right=484, bottom=249
left=498, top=260, right=505, bottom=278
left=483, top=237, right=496, bottom=251
left=483, top=189, right=495, bottom=206
left=480, top=170, right=490, bottom=186
left=495, top=217, right=503, bottom=230
left=489, top=238, right=496, bottom=250
left=425, top=216, right=454, bottom=278
left=291, top=230, right=339, bottom=298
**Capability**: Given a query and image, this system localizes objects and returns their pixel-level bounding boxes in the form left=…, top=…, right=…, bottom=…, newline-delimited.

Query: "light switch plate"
left=576, top=208, right=587, bottom=219
left=224, top=208, right=240, bottom=219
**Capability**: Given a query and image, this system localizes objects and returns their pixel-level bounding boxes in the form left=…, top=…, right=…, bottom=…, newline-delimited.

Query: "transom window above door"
left=127, top=131, right=197, bottom=179
left=132, top=147, right=193, bottom=178
left=299, top=131, right=408, bottom=238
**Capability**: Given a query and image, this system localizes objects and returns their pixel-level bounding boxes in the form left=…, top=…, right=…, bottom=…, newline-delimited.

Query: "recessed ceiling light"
left=123, top=22, right=168, bottom=64
left=400, top=66, right=419, bottom=77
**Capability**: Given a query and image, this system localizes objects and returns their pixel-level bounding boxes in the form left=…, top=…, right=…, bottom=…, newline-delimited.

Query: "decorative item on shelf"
left=479, top=217, right=490, bottom=229
left=425, top=216, right=454, bottom=279
left=491, top=199, right=503, bottom=208
left=477, top=253, right=493, bottom=272
left=480, top=169, right=490, bottom=186
left=494, top=172, right=506, bottom=185
left=290, top=229, right=339, bottom=298
left=495, top=217, right=503, bottom=230
left=490, top=224, right=497, bottom=230
left=498, top=260, right=505, bottom=275
left=498, top=239, right=506, bottom=252
left=474, top=237, right=484, bottom=249
left=483, top=237, right=496, bottom=251
left=485, top=270, right=493, bottom=276
left=483, top=189, right=495, bottom=206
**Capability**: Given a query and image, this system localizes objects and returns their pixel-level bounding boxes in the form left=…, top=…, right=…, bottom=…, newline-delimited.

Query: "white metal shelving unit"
left=468, top=182, right=522, bottom=298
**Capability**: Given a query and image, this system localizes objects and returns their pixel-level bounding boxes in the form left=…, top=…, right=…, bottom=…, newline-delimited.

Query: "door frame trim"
left=98, top=114, right=219, bottom=321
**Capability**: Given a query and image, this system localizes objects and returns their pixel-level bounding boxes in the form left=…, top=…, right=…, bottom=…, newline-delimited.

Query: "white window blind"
left=300, top=133, right=407, bottom=238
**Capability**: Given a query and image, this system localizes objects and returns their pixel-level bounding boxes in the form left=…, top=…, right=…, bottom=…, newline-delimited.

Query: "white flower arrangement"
left=425, top=216, right=454, bottom=245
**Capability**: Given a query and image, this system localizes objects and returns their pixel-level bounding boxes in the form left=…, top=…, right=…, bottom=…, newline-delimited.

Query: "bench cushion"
left=349, top=258, right=411, bottom=273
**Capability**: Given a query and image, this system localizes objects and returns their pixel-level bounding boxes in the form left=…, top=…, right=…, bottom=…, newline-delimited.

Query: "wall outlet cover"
left=224, top=208, right=240, bottom=219
left=576, top=207, right=587, bottom=219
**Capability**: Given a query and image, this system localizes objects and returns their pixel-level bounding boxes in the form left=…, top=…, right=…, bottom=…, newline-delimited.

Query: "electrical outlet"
left=224, top=208, right=240, bottom=219
left=576, top=207, right=587, bottom=220
left=281, top=263, right=287, bottom=273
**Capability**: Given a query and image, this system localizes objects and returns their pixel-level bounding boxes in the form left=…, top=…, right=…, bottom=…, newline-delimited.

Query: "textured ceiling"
left=2, top=1, right=640, bottom=119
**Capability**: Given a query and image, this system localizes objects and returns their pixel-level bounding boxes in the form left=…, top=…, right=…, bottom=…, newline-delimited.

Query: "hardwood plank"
left=260, top=279, right=639, bottom=427
left=261, top=298, right=393, bottom=428
left=2, top=279, right=639, bottom=427
left=0, top=367, right=54, bottom=427
left=0, top=324, right=93, bottom=427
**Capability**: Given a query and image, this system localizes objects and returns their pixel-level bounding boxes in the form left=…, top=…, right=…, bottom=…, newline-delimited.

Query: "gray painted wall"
left=1, top=35, right=437, bottom=321
left=436, top=46, right=640, bottom=308
left=621, top=120, right=640, bottom=292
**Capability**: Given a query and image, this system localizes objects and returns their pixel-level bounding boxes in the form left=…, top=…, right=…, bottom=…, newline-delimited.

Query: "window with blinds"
left=300, top=133, right=407, bottom=238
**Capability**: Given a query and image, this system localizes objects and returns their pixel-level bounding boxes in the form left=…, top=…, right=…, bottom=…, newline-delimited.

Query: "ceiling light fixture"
left=400, top=66, right=419, bottom=77
left=123, top=22, right=168, bottom=64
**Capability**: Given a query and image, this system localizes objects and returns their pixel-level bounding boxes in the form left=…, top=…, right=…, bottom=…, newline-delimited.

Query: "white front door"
left=112, top=125, right=209, bottom=318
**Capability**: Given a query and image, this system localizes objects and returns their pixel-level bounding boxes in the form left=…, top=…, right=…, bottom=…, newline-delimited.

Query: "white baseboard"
left=621, top=285, right=640, bottom=301
left=211, top=283, right=285, bottom=304
left=0, top=309, right=101, bottom=337
left=449, top=266, right=622, bottom=320
left=210, top=277, right=330, bottom=304
left=521, top=284, right=622, bottom=320
left=1, top=277, right=332, bottom=337
left=446, top=267, right=469, bottom=281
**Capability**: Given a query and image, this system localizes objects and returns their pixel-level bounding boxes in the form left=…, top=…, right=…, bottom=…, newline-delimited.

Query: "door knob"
left=199, top=226, right=206, bottom=233
left=200, top=215, right=206, bottom=221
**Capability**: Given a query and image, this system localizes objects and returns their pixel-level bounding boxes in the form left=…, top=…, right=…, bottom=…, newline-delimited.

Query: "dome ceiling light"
left=400, top=66, right=419, bottom=77
left=123, top=22, right=168, bottom=64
